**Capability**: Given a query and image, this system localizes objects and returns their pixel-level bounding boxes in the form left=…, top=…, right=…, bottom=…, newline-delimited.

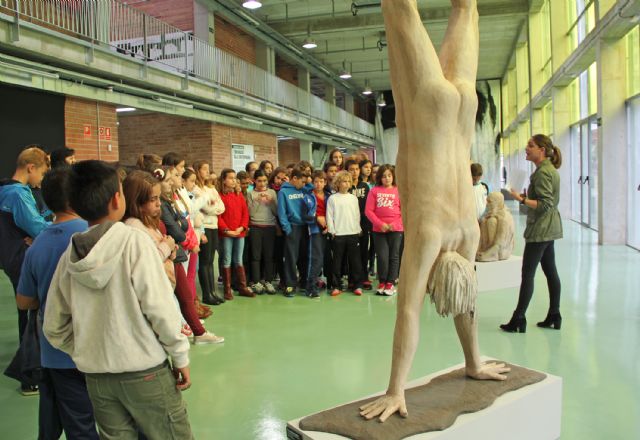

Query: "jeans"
left=331, top=235, right=363, bottom=289
left=39, top=368, right=99, bottom=440
left=85, top=363, right=193, bottom=440
left=250, top=226, right=276, bottom=283
left=306, top=233, right=324, bottom=294
left=514, top=240, right=562, bottom=318
left=373, top=231, right=404, bottom=284
left=283, top=225, right=308, bottom=288
left=221, top=237, right=245, bottom=268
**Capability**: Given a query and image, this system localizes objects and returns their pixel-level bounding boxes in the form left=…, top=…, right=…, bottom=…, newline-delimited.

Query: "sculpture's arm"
left=361, top=226, right=442, bottom=422
left=439, top=0, right=479, bottom=85
left=381, top=0, right=445, bottom=102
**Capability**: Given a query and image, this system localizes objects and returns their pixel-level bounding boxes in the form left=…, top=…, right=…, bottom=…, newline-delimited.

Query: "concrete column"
left=193, top=2, right=209, bottom=42
left=324, top=82, right=336, bottom=106
left=552, top=86, right=573, bottom=219
left=596, top=38, right=628, bottom=244
left=531, top=108, right=545, bottom=135
left=345, top=94, right=354, bottom=114
left=255, top=41, right=275, bottom=74
left=299, top=140, right=313, bottom=164
left=298, top=67, right=311, bottom=93
left=549, top=0, right=572, bottom=74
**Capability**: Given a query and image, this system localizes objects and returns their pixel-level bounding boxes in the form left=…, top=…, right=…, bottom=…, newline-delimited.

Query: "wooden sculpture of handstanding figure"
left=360, top=0, right=511, bottom=423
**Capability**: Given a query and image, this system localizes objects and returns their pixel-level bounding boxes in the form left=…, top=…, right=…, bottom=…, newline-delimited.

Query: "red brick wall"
left=117, top=113, right=277, bottom=172
left=278, top=139, right=300, bottom=167
left=126, top=0, right=194, bottom=31
left=276, top=56, right=298, bottom=86
left=214, top=15, right=256, bottom=65
left=64, top=98, right=119, bottom=162
left=118, top=113, right=213, bottom=166
left=211, top=124, right=277, bottom=173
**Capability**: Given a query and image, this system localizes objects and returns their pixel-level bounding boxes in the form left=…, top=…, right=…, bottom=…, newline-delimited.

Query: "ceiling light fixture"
left=302, top=37, right=317, bottom=49
left=302, top=23, right=317, bottom=49
left=242, top=1, right=262, bottom=10
left=339, top=61, right=352, bottom=80
left=362, top=79, right=373, bottom=95
left=376, top=94, right=386, bottom=107
left=116, top=107, right=137, bottom=113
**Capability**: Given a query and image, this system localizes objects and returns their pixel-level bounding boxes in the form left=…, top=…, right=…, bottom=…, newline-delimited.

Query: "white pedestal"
left=287, top=359, right=562, bottom=440
left=476, top=256, right=522, bottom=292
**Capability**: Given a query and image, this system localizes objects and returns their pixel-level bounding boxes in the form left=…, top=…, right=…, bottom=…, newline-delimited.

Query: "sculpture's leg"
left=439, top=0, right=480, bottom=139
left=382, top=0, right=445, bottom=102
left=439, top=0, right=479, bottom=85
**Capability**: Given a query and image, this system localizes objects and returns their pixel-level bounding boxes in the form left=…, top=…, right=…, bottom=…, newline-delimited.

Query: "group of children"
left=217, top=149, right=405, bottom=300
left=0, top=145, right=407, bottom=438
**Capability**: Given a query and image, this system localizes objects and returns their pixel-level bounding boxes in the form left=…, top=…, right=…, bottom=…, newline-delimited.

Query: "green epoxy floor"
left=1, top=207, right=639, bottom=439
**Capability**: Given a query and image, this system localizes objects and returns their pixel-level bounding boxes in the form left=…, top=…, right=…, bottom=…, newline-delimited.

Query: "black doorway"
left=0, top=85, right=65, bottom=178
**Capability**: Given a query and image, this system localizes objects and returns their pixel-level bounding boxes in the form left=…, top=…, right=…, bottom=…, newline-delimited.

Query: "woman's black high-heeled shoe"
left=537, top=312, right=562, bottom=330
left=499, top=315, right=527, bottom=333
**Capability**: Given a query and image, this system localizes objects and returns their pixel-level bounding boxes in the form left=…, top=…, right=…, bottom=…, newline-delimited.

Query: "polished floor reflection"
left=0, top=206, right=638, bottom=439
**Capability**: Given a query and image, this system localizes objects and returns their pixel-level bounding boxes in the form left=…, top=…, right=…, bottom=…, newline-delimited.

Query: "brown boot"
left=235, top=266, right=255, bottom=297
left=223, top=267, right=234, bottom=301
left=195, top=298, right=212, bottom=319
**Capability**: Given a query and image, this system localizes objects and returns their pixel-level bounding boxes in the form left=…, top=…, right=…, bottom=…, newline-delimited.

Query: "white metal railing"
left=0, top=0, right=375, bottom=138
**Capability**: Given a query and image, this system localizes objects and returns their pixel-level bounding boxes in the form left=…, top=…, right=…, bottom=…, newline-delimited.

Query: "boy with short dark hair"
left=16, top=167, right=98, bottom=439
left=43, top=160, right=193, bottom=438
left=346, top=159, right=372, bottom=290
left=277, top=168, right=311, bottom=297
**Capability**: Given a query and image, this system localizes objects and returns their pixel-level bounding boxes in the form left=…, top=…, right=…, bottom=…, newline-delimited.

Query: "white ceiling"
left=249, top=0, right=530, bottom=92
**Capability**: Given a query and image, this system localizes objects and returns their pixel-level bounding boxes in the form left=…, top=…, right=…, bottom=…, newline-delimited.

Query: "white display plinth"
left=287, top=359, right=562, bottom=440
left=476, top=256, right=522, bottom=292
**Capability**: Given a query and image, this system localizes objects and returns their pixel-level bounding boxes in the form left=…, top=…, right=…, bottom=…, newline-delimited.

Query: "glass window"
left=569, top=0, right=597, bottom=48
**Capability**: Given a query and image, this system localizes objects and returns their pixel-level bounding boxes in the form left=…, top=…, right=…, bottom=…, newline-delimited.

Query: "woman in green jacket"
left=501, top=134, right=563, bottom=333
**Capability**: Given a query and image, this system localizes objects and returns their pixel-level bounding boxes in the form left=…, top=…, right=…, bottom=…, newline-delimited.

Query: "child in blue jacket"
left=277, top=168, right=311, bottom=297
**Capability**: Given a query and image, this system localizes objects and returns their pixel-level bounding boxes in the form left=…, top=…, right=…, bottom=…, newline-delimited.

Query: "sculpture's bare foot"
left=466, top=362, right=511, bottom=380
left=359, top=393, right=408, bottom=423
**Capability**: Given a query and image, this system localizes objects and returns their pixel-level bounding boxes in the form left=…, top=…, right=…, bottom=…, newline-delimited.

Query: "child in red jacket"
left=217, top=168, right=253, bottom=300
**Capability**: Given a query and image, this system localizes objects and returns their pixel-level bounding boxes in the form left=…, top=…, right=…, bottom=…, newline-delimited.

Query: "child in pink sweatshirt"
left=364, top=164, right=404, bottom=296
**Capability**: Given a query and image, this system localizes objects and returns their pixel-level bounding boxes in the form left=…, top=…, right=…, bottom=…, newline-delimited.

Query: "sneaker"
left=194, top=331, right=225, bottom=344
left=383, top=283, right=396, bottom=296
left=362, top=280, right=373, bottom=290
left=353, top=287, right=363, bottom=296
left=263, top=281, right=277, bottom=295
left=284, top=287, right=295, bottom=298
left=306, top=291, right=320, bottom=299
left=251, top=282, right=265, bottom=295
left=375, top=283, right=385, bottom=295
left=20, top=385, right=39, bottom=396
left=330, top=289, right=342, bottom=297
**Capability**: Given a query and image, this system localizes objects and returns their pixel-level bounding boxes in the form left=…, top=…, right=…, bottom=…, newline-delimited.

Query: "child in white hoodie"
left=326, top=171, right=365, bottom=296
left=43, top=161, right=193, bottom=439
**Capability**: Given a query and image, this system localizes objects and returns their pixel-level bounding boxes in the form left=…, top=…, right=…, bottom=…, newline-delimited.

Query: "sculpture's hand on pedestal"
left=359, top=393, right=408, bottom=423
left=466, top=362, right=511, bottom=381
